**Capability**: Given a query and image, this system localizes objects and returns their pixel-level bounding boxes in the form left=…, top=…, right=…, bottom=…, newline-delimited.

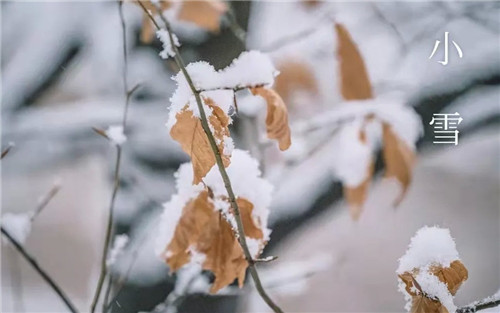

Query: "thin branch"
left=224, top=2, right=247, bottom=44
left=1, top=226, right=79, bottom=313
left=90, top=2, right=138, bottom=312
left=457, top=294, right=500, bottom=313
left=1, top=142, right=15, bottom=159
left=31, top=182, right=61, bottom=221
left=138, top=2, right=284, bottom=312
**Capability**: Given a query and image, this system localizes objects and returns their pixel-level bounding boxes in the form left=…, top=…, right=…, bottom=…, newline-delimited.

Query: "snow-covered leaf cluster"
left=156, top=149, right=273, bottom=293
left=397, top=226, right=468, bottom=313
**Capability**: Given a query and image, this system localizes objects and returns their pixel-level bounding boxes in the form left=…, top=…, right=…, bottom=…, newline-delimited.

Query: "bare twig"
left=31, top=182, right=61, bottom=221
left=1, top=226, right=79, bottom=313
left=138, top=2, right=284, bottom=312
left=90, top=2, right=139, bottom=312
left=457, top=294, right=500, bottom=313
left=224, top=2, right=247, bottom=44
left=1, top=142, right=15, bottom=159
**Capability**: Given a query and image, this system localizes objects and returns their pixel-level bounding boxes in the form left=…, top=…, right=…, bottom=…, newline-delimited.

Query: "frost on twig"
left=397, top=226, right=468, bottom=313
left=156, top=29, right=180, bottom=59
left=105, top=125, right=127, bottom=146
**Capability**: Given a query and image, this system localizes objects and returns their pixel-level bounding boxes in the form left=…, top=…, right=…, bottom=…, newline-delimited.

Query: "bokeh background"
left=1, top=1, right=499, bottom=312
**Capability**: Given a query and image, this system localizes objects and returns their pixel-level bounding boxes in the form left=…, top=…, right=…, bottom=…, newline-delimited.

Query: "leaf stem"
left=138, top=2, right=283, bottom=312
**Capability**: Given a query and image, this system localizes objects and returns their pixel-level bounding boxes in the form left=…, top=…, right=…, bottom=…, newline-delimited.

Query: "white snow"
left=166, top=51, right=277, bottom=131
left=204, top=149, right=274, bottom=241
left=397, top=226, right=460, bottom=274
left=330, top=119, right=373, bottom=187
left=106, top=234, right=129, bottom=268
left=1, top=213, right=32, bottom=244
left=105, top=125, right=127, bottom=145
left=156, top=30, right=180, bottom=59
left=415, top=270, right=457, bottom=313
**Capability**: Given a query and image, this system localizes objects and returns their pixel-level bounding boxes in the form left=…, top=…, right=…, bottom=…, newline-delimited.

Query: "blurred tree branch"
left=1, top=226, right=79, bottom=313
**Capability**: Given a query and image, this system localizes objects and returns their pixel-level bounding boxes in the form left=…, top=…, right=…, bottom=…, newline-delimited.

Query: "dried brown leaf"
left=170, top=98, right=231, bottom=184
left=382, top=123, right=415, bottom=206
left=344, top=129, right=373, bottom=220
left=178, top=0, right=228, bottom=33
left=163, top=191, right=264, bottom=293
left=410, top=296, right=448, bottom=313
left=274, top=61, right=318, bottom=107
left=344, top=162, right=373, bottom=220
left=251, top=87, right=291, bottom=151
left=431, top=260, right=468, bottom=296
left=335, top=23, right=373, bottom=100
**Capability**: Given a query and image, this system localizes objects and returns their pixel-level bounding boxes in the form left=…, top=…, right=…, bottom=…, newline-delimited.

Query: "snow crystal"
left=156, top=30, right=180, bottom=59
left=397, top=226, right=460, bottom=274
left=1, top=213, right=32, bottom=244
left=246, top=237, right=263, bottom=258
left=105, top=125, right=127, bottom=145
left=107, top=234, right=129, bottom=268
left=415, top=270, right=457, bottom=313
left=331, top=119, right=372, bottom=187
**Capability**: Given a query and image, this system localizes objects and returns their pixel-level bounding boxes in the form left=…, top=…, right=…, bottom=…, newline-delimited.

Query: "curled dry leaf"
left=399, top=260, right=468, bottom=313
left=170, top=98, right=231, bottom=184
left=178, top=0, right=228, bottom=33
left=162, top=190, right=265, bottom=293
left=250, top=87, right=291, bottom=151
left=382, top=123, right=415, bottom=206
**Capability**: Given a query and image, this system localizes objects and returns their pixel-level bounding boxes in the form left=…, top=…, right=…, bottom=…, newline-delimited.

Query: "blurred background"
left=1, top=1, right=499, bottom=312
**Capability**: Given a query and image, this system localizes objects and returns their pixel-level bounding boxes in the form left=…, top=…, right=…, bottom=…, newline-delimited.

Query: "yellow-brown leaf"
left=274, top=60, right=318, bottom=108
left=163, top=191, right=264, bottom=293
left=344, top=129, right=373, bottom=220
left=170, top=99, right=231, bottom=184
left=178, top=0, right=228, bottom=33
left=344, top=162, right=373, bottom=220
left=335, top=23, right=373, bottom=100
left=164, top=190, right=213, bottom=271
left=410, top=296, right=448, bottom=313
left=382, top=123, right=415, bottom=206
left=250, top=87, right=291, bottom=151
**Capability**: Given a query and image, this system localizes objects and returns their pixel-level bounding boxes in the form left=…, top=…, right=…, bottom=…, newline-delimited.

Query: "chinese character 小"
left=429, top=32, right=463, bottom=66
